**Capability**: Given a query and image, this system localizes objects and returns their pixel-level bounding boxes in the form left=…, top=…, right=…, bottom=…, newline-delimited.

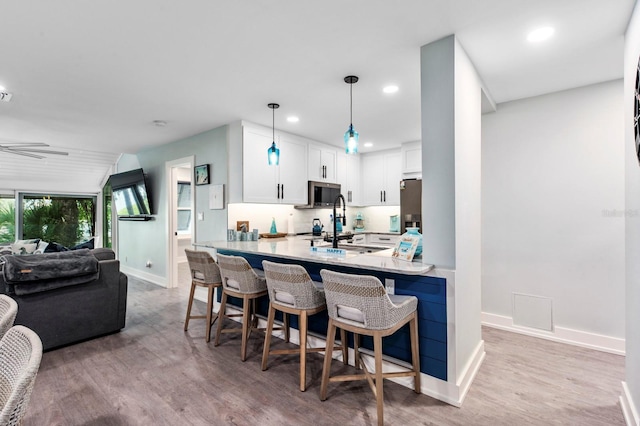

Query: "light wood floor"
left=23, top=276, right=625, bottom=425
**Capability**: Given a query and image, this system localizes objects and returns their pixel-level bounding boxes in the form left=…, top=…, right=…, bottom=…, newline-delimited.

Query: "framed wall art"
left=194, top=164, right=210, bottom=185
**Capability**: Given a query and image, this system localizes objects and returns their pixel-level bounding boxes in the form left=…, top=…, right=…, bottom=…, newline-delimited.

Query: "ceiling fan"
left=0, top=141, right=69, bottom=159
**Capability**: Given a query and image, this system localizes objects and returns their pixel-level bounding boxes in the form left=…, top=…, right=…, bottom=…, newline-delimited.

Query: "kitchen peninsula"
left=196, top=235, right=450, bottom=394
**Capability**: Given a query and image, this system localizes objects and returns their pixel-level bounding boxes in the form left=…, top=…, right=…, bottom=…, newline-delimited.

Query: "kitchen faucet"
left=332, top=194, right=346, bottom=249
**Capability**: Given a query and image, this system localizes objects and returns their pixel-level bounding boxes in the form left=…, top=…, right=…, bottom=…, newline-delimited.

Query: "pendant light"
left=267, top=103, right=280, bottom=165
left=344, top=75, right=359, bottom=154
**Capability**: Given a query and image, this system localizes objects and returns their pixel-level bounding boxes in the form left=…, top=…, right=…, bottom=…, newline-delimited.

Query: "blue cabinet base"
left=217, top=250, right=447, bottom=381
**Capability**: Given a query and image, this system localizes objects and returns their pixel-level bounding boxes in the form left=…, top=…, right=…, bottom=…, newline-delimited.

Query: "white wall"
left=624, top=2, right=640, bottom=423
left=116, top=126, right=228, bottom=284
left=482, top=80, right=625, bottom=344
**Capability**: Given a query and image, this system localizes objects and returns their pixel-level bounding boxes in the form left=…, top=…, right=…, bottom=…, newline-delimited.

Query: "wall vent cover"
left=512, top=293, right=553, bottom=331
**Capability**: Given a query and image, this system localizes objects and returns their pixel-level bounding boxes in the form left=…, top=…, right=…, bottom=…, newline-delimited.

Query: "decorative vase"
left=404, top=227, right=422, bottom=257
left=270, top=217, right=277, bottom=234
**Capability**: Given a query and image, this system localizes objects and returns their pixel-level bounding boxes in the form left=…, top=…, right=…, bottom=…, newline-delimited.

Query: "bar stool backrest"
left=262, top=260, right=325, bottom=310
left=217, top=253, right=266, bottom=294
left=320, top=269, right=407, bottom=330
left=0, top=296, right=17, bottom=339
left=184, top=249, right=221, bottom=284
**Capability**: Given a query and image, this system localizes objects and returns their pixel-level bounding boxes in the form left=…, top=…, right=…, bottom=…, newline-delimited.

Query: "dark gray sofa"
left=0, top=248, right=127, bottom=351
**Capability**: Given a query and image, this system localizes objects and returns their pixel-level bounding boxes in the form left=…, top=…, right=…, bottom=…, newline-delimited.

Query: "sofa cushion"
left=3, top=249, right=99, bottom=295
left=10, top=242, right=38, bottom=255
left=91, top=248, right=116, bottom=261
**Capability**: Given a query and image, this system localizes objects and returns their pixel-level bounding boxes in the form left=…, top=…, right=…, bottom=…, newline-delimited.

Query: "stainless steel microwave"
left=297, top=181, right=341, bottom=208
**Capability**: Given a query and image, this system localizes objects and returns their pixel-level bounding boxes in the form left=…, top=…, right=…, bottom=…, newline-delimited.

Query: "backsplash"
left=227, top=204, right=400, bottom=235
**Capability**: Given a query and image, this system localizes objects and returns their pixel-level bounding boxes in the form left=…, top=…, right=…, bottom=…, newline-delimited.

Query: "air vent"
left=0, top=92, right=13, bottom=102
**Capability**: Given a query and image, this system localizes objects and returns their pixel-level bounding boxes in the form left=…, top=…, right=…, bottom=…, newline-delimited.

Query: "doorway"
left=166, top=156, right=194, bottom=289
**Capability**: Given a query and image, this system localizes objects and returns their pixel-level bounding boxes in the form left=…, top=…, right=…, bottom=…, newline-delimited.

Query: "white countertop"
left=195, top=236, right=433, bottom=276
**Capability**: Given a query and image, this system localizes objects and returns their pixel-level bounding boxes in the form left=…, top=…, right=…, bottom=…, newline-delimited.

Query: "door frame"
left=166, top=156, right=195, bottom=288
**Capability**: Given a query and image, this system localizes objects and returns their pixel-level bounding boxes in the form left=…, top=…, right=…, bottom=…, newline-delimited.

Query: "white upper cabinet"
left=361, top=150, right=401, bottom=206
left=401, top=141, right=422, bottom=177
left=242, top=124, right=308, bottom=204
left=278, top=135, right=309, bottom=204
left=337, top=152, right=361, bottom=206
left=308, top=144, right=337, bottom=183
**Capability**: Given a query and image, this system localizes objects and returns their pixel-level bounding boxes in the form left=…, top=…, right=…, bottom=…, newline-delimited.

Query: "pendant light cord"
left=350, top=82, right=353, bottom=126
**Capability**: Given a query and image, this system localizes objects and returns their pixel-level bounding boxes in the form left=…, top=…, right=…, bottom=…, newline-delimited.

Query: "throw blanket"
left=3, top=249, right=99, bottom=295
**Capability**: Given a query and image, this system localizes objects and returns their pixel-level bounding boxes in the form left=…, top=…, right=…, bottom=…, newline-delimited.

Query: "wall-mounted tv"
left=109, top=168, right=153, bottom=221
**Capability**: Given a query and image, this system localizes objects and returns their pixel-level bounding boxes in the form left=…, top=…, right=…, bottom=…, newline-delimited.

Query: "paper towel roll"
left=287, top=214, right=295, bottom=235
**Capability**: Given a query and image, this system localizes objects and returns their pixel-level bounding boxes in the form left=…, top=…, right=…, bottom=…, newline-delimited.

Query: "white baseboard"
left=121, top=266, right=168, bottom=288
left=621, top=381, right=640, bottom=426
left=482, top=312, right=625, bottom=356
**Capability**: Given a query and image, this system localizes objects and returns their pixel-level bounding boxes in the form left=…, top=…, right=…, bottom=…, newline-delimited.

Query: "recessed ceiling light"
left=383, top=85, right=398, bottom=94
left=287, top=116, right=299, bottom=123
left=0, top=85, right=5, bottom=92
left=527, top=27, right=554, bottom=43
left=364, top=142, right=373, bottom=148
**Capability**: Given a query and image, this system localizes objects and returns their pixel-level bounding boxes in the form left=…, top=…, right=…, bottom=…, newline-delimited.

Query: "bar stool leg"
left=410, top=313, right=421, bottom=393
left=354, top=333, right=362, bottom=369
left=184, top=281, right=196, bottom=331
left=374, top=333, right=384, bottom=426
left=340, top=328, right=348, bottom=365
left=320, top=318, right=336, bottom=401
left=283, top=313, right=290, bottom=343
left=241, top=295, right=251, bottom=361
left=214, top=291, right=228, bottom=346
left=261, top=303, right=276, bottom=371
left=205, top=285, right=215, bottom=342
left=299, top=311, right=308, bottom=392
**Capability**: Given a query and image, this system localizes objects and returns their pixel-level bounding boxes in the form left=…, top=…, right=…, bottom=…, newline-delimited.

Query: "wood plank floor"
left=23, top=276, right=625, bottom=425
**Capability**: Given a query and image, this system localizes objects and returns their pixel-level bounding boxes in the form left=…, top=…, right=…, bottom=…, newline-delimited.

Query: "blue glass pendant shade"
left=344, top=124, right=359, bottom=154
left=267, top=141, right=280, bottom=165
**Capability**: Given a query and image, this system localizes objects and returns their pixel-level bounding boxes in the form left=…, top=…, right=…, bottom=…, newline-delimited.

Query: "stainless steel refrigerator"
left=400, top=179, right=422, bottom=234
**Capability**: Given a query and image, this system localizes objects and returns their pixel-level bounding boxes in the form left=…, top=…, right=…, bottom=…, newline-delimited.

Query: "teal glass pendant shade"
left=344, top=124, right=359, bottom=154
left=267, top=103, right=280, bottom=165
left=267, top=141, right=280, bottom=165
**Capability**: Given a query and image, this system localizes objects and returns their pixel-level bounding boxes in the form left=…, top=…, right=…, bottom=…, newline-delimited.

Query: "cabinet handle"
left=281, top=184, right=284, bottom=199
left=276, top=184, right=280, bottom=199
left=323, top=165, right=326, bottom=179
left=348, top=190, right=352, bottom=203
left=380, top=191, right=383, bottom=203
left=383, top=190, right=386, bottom=203
left=379, top=237, right=391, bottom=241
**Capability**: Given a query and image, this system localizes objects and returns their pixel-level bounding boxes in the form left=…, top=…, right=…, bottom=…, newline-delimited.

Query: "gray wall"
left=625, top=2, right=640, bottom=420
left=482, top=80, right=625, bottom=339
left=116, top=125, right=228, bottom=282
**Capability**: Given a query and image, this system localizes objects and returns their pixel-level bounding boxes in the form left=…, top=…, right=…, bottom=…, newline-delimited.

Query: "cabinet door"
left=308, top=145, right=337, bottom=182
left=243, top=127, right=278, bottom=203
left=346, top=154, right=361, bottom=206
left=361, top=154, right=385, bottom=206
left=383, top=151, right=402, bottom=205
left=278, top=136, right=308, bottom=204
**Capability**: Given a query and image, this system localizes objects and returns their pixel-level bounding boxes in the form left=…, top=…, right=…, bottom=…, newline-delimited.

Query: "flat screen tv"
left=109, top=168, right=153, bottom=221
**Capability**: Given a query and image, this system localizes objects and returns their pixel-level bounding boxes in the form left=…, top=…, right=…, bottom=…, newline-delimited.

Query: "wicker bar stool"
left=0, top=325, right=43, bottom=426
left=319, top=269, right=421, bottom=426
left=261, top=260, right=348, bottom=391
left=215, top=253, right=269, bottom=361
left=184, top=249, right=222, bottom=342
left=0, top=295, right=18, bottom=339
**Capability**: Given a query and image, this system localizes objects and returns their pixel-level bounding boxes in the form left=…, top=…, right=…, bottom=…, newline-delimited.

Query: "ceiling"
left=0, top=0, right=634, bottom=193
